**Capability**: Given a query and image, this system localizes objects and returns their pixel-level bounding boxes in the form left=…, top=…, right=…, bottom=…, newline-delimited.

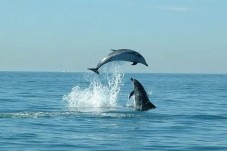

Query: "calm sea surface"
left=0, top=71, right=227, bottom=151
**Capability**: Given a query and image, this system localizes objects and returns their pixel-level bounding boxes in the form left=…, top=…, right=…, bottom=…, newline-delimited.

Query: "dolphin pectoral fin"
left=88, top=68, right=99, bottom=74
left=129, top=90, right=135, bottom=99
left=131, top=62, right=138, bottom=65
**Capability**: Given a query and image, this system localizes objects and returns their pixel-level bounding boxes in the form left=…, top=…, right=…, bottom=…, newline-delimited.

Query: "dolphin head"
left=130, top=78, right=135, bottom=86
left=141, top=59, right=148, bottom=66
left=130, top=78, right=136, bottom=90
left=130, top=78, right=146, bottom=92
left=130, top=77, right=134, bottom=82
left=134, top=52, right=148, bottom=66
left=130, top=78, right=140, bottom=87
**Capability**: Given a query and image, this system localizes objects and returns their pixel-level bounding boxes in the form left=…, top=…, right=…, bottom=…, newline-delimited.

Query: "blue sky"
left=0, top=0, right=227, bottom=73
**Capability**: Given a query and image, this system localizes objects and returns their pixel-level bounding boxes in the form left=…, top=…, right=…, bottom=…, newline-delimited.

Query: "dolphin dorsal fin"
left=110, top=49, right=118, bottom=52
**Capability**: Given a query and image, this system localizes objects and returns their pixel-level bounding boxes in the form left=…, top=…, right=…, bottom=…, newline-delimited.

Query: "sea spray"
left=63, top=63, right=124, bottom=111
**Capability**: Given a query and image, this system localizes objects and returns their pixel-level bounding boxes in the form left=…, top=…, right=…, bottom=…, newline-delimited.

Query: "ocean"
left=0, top=69, right=227, bottom=151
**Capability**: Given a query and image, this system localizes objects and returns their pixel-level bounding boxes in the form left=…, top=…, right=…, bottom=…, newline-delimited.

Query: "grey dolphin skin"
left=88, top=49, right=148, bottom=74
left=129, top=78, right=156, bottom=111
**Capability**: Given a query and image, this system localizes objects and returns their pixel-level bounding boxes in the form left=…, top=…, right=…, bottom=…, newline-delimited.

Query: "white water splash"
left=63, top=64, right=124, bottom=111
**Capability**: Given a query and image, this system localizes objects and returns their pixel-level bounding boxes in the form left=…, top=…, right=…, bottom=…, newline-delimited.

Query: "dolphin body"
left=88, top=49, right=148, bottom=74
left=129, top=78, right=156, bottom=111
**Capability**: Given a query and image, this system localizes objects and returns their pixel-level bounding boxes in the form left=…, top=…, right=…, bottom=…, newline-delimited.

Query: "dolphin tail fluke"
left=88, top=68, right=99, bottom=74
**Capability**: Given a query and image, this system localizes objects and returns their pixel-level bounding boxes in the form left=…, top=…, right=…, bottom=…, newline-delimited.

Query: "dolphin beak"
left=145, top=62, right=148, bottom=66
left=130, top=78, right=134, bottom=82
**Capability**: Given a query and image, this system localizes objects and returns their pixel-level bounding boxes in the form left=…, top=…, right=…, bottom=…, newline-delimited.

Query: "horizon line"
left=0, top=70, right=226, bottom=75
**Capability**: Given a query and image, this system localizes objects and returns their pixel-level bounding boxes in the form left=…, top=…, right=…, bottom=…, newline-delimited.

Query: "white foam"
left=63, top=63, right=124, bottom=111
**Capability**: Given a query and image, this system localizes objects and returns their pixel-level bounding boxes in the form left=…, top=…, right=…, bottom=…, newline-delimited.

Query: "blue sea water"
left=0, top=70, right=227, bottom=151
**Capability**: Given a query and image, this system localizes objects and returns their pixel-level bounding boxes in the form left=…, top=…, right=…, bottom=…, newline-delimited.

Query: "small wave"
left=0, top=110, right=155, bottom=119
left=190, top=114, right=227, bottom=120
left=0, top=111, right=75, bottom=119
left=163, top=114, right=227, bottom=121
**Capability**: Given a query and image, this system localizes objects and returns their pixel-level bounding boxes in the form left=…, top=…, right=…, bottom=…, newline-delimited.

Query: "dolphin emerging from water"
left=88, top=49, right=148, bottom=74
left=129, top=78, right=156, bottom=111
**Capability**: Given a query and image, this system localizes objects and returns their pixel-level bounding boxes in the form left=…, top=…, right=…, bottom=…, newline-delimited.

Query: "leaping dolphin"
left=129, top=78, right=156, bottom=111
left=88, top=49, right=148, bottom=74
